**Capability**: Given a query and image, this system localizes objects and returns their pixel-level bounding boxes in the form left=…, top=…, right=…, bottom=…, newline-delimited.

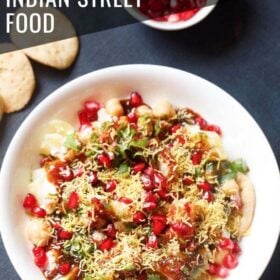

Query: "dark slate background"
left=0, top=0, right=279, bottom=278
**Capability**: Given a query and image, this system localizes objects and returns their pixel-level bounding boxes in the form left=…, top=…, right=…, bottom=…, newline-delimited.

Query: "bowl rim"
left=0, top=64, right=279, bottom=279
left=124, top=0, right=218, bottom=31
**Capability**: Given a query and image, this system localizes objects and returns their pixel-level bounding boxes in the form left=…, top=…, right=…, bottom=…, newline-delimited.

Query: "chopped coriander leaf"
left=64, top=132, right=81, bottom=152
left=147, top=274, right=161, bottom=280
left=118, top=163, right=130, bottom=174
left=230, top=159, right=249, bottom=174
left=129, top=138, right=148, bottom=149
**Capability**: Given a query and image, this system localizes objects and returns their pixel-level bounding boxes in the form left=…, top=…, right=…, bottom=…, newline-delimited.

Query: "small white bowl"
left=0, top=65, right=280, bottom=280
left=125, top=0, right=218, bottom=31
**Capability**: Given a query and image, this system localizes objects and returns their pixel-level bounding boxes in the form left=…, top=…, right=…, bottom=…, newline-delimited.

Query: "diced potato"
left=152, top=100, right=176, bottom=119
left=236, top=173, right=255, bottom=237
left=40, top=133, right=67, bottom=158
left=105, top=98, right=124, bottom=117
left=221, top=179, right=239, bottom=196
left=28, top=168, right=58, bottom=214
left=135, top=105, right=153, bottom=117
left=26, top=218, right=52, bottom=246
left=45, top=120, right=74, bottom=136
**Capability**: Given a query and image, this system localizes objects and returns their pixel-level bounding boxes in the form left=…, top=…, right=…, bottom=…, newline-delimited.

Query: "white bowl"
left=0, top=65, right=279, bottom=280
left=125, top=0, right=218, bottom=31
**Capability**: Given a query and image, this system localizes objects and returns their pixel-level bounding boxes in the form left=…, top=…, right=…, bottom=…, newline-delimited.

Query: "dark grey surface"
left=0, top=0, right=280, bottom=279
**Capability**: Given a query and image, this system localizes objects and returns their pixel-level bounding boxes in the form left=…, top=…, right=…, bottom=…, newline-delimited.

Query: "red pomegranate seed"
left=138, top=271, right=147, bottom=280
left=129, top=92, right=143, bottom=107
left=207, top=124, right=222, bottom=136
left=73, top=168, right=83, bottom=178
left=58, top=229, right=73, bottom=240
left=177, top=135, right=185, bottom=145
left=143, top=192, right=158, bottom=211
left=232, top=241, right=241, bottom=254
left=88, top=171, right=98, bottom=186
left=202, top=191, right=214, bottom=202
left=91, top=197, right=104, bottom=212
left=223, top=253, right=238, bottom=269
left=171, top=222, right=194, bottom=237
left=31, top=207, right=47, bottom=218
left=58, top=262, right=71, bottom=275
left=78, top=110, right=91, bottom=126
left=118, top=197, right=133, bottom=204
left=40, top=157, right=51, bottom=167
left=184, top=203, right=191, bottom=214
left=208, top=263, right=229, bottom=278
left=198, top=182, right=213, bottom=192
left=152, top=220, right=166, bottom=235
left=34, top=252, right=47, bottom=269
left=68, top=192, right=79, bottom=209
left=133, top=162, right=146, bottom=174
left=105, top=224, right=117, bottom=238
left=105, top=180, right=117, bottom=192
left=179, top=10, right=198, bottom=21
left=143, top=202, right=157, bottom=211
left=133, top=211, right=146, bottom=224
left=97, top=153, right=111, bottom=168
left=127, top=112, right=138, bottom=123
left=146, top=234, right=158, bottom=249
left=183, top=175, right=193, bottom=185
left=141, top=174, right=154, bottom=191
left=171, top=124, right=181, bottom=133
left=151, top=214, right=167, bottom=223
left=195, top=116, right=208, bottom=129
left=144, top=166, right=155, bottom=177
left=32, top=246, right=45, bottom=257
left=84, top=100, right=100, bottom=121
left=53, top=223, right=62, bottom=230
left=191, top=151, right=203, bottom=165
left=99, top=238, right=115, bottom=251
left=59, top=166, right=74, bottom=182
left=219, top=237, right=234, bottom=250
left=154, top=172, right=167, bottom=189
left=23, top=193, right=37, bottom=209
left=157, top=187, right=169, bottom=200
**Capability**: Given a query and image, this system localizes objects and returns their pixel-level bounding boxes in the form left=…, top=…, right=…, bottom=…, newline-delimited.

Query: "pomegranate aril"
left=152, top=220, right=166, bottom=235
left=144, top=166, right=155, bottom=177
left=58, top=229, right=73, bottom=240
left=105, top=224, right=117, bottom=238
left=31, top=207, right=47, bottom=218
left=171, top=124, right=181, bottom=133
left=183, top=176, right=193, bottom=185
left=191, top=151, right=203, bottom=165
left=171, top=222, right=194, bottom=237
left=207, top=124, right=222, bottom=136
left=143, top=202, right=157, bottom=211
left=208, top=263, right=229, bottom=278
left=127, top=112, right=138, bottom=123
left=99, top=238, right=115, bottom=251
left=195, top=116, right=208, bottom=129
left=78, top=110, right=91, bottom=126
left=157, top=187, right=169, bottom=200
left=91, top=197, right=104, bottom=212
left=154, top=172, right=167, bottom=189
left=202, top=191, right=214, bottom=202
left=177, top=135, right=185, bottom=145
left=133, top=211, right=146, bottom=224
left=105, top=180, right=117, bottom=192
left=34, top=253, right=47, bottom=269
left=59, top=166, right=74, bottom=182
left=88, top=171, right=98, bottom=186
left=84, top=100, right=100, bottom=121
left=198, top=182, right=213, bottom=192
left=32, top=246, right=45, bottom=257
left=138, top=271, right=147, bottom=280
left=68, top=192, right=79, bottom=209
left=219, top=237, right=234, bottom=250
left=133, top=162, right=146, bottom=174
left=151, top=214, right=167, bottom=223
left=232, top=241, right=241, bottom=254
left=141, top=174, right=154, bottom=191
left=146, top=234, right=158, bottom=249
left=23, top=193, right=37, bottom=209
left=130, top=92, right=143, bottom=107
left=58, top=262, right=71, bottom=275
left=223, top=254, right=238, bottom=269
left=97, top=153, right=111, bottom=168
left=118, top=197, right=133, bottom=204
